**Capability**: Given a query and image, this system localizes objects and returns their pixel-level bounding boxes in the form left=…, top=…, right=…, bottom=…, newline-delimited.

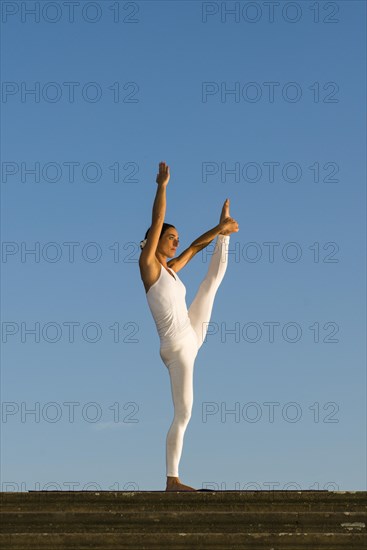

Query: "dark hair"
left=140, top=223, right=176, bottom=250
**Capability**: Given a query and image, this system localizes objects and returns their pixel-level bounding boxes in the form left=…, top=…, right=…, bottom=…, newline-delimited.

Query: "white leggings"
left=159, top=234, right=230, bottom=477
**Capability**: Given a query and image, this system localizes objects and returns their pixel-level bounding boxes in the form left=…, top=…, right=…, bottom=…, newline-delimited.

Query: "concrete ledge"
left=1, top=491, right=366, bottom=549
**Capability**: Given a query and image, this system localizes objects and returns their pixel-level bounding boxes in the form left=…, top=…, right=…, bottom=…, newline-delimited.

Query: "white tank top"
left=145, top=264, right=193, bottom=348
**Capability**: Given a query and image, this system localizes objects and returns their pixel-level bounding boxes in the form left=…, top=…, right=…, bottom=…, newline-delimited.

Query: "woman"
left=139, top=162, right=239, bottom=491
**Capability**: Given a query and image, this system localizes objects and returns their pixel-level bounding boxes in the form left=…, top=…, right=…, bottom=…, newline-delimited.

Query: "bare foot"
left=219, top=199, right=235, bottom=236
left=166, top=477, right=197, bottom=492
left=219, top=198, right=230, bottom=227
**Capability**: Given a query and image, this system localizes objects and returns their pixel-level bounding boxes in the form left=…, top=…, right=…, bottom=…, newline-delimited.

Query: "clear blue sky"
left=1, top=0, right=366, bottom=492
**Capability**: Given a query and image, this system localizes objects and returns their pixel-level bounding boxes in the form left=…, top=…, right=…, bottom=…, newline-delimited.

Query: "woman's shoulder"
left=139, top=256, right=162, bottom=294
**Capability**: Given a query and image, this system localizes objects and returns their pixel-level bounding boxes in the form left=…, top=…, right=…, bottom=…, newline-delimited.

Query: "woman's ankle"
left=167, top=476, right=179, bottom=481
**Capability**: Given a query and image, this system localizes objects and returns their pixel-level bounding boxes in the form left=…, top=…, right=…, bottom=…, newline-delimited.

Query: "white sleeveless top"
left=145, top=264, right=193, bottom=349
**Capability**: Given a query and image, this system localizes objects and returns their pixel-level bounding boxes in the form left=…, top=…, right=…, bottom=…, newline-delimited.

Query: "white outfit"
left=145, top=234, right=230, bottom=477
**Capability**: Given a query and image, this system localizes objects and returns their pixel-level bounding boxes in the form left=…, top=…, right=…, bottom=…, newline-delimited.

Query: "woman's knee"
left=175, top=405, right=192, bottom=425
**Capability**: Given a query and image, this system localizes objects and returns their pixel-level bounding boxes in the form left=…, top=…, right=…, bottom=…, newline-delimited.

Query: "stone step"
left=2, top=490, right=366, bottom=512
left=1, top=491, right=366, bottom=549
left=0, top=531, right=366, bottom=549
left=1, top=510, right=366, bottom=534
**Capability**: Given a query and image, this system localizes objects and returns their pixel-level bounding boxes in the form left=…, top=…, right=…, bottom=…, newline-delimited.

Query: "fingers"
left=158, top=161, right=170, bottom=176
left=223, top=216, right=240, bottom=232
left=156, top=161, right=170, bottom=186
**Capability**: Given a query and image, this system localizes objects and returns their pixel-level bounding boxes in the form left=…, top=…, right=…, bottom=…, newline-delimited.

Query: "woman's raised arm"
left=140, top=162, right=170, bottom=262
left=152, top=161, right=170, bottom=220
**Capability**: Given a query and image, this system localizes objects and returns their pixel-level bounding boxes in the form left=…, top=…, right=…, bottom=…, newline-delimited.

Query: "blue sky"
left=1, top=0, right=366, bottom=492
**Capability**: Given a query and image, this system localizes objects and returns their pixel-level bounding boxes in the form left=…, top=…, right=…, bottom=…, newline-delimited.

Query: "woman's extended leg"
left=188, top=234, right=230, bottom=349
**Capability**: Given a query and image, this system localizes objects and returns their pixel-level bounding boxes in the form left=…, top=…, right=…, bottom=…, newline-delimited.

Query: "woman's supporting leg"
left=160, top=333, right=198, bottom=478
left=188, top=234, right=230, bottom=349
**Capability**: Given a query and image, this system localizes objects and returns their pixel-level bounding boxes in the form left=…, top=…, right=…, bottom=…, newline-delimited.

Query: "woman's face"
left=160, top=228, right=180, bottom=257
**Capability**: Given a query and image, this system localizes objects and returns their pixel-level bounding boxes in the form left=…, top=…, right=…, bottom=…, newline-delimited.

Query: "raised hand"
left=220, top=216, right=239, bottom=236
left=156, top=161, right=170, bottom=187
